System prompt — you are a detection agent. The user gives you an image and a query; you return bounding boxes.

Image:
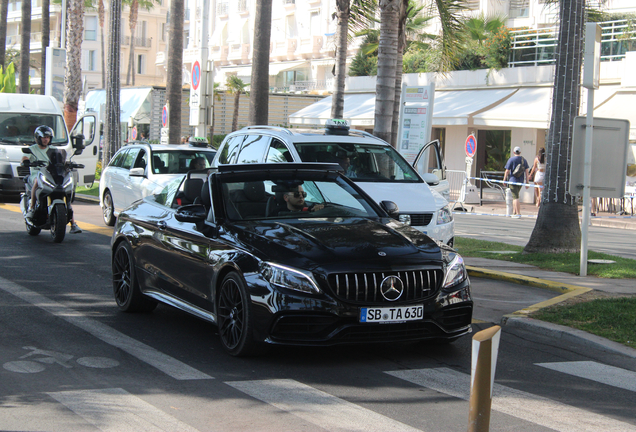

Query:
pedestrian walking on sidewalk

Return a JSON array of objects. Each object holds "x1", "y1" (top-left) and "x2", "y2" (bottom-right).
[
  {"x1": 530, "y1": 147, "x2": 546, "y2": 207},
  {"x1": 503, "y1": 146, "x2": 529, "y2": 218}
]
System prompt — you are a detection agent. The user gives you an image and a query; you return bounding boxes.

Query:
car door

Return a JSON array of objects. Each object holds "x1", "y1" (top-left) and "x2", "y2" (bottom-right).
[
  {"x1": 106, "y1": 149, "x2": 131, "y2": 213},
  {"x1": 413, "y1": 139, "x2": 450, "y2": 200},
  {"x1": 68, "y1": 114, "x2": 99, "y2": 186},
  {"x1": 119, "y1": 147, "x2": 141, "y2": 210}
]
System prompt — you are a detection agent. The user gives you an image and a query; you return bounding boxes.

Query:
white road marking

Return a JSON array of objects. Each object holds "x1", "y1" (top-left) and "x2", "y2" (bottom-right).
[
  {"x1": 48, "y1": 388, "x2": 201, "y2": 432},
  {"x1": 386, "y1": 368, "x2": 635, "y2": 432},
  {"x1": 76, "y1": 356, "x2": 120, "y2": 368},
  {"x1": 536, "y1": 361, "x2": 636, "y2": 392},
  {"x1": 225, "y1": 379, "x2": 422, "y2": 432},
  {"x1": 0, "y1": 276, "x2": 212, "y2": 381},
  {"x1": 3, "y1": 360, "x2": 46, "y2": 373}
]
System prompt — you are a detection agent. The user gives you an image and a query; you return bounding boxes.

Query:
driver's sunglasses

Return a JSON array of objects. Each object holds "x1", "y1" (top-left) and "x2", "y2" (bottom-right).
[{"x1": 289, "y1": 191, "x2": 307, "y2": 198}]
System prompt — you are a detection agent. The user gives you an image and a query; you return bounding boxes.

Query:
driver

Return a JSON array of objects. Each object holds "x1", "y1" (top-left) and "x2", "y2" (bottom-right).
[
  {"x1": 283, "y1": 185, "x2": 324, "y2": 213},
  {"x1": 22, "y1": 126, "x2": 82, "y2": 234}
]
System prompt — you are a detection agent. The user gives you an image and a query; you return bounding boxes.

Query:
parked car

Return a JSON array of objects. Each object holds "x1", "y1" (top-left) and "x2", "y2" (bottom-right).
[
  {"x1": 212, "y1": 120, "x2": 454, "y2": 246},
  {"x1": 100, "y1": 143, "x2": 216, "y2": 226},
  {"x1": 111, "y1": 163, "x2": 473, "y2": 356}
]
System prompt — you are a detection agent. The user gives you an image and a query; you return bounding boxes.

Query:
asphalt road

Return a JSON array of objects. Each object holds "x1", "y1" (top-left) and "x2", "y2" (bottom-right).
[{"x1": 0, "y1": 202, "x2": 635, "y2": 431}]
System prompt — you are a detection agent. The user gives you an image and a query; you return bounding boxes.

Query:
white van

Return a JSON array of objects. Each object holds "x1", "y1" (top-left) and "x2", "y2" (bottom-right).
[
  {"x1": 212, "y1": 120, "x2": 454, "y2": 246},
  {"x1": 0, "y1": 94, "x2": 99, "y2": 198}
]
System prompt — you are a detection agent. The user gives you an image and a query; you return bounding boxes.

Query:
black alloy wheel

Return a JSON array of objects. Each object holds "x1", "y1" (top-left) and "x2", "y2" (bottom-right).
[
  {"x1": 112, "y1": 242, "x2": 157, "y2": 313},
  {"x1": 103, "y1": 190, "x2": 116, "y2": 226},
  {"x1": 217, "y1": 272, "x2": 258, "y2": 356}
]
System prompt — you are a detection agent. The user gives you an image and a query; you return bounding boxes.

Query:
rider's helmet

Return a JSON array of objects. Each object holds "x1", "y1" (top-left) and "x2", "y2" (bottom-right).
[{"x1": 34, "y1": 125, "x2": 54, "y2": 146}]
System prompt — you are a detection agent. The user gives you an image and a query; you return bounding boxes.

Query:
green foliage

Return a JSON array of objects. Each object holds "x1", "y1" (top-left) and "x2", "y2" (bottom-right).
[
  {"x1": 349, "y1": 50, "x2": 378, "y2": 77},
  {"x1": 483, "y1": 26, "x2": 512, "y2": 69},
  {"x1": 0, "y1": 62, "x2": 17, "y2": 93},
  {"x1": 226, "y1": 75, "x2": 248, "y2": 94},
  {"x1": 212, "y1": 134, "x2": 227, "y2": 147},
  {"x1": 450, "y1": 17, "x2": 512, "y2": 71},
  {"x1": 402, "y1": 48, "x2": 428, "y2": 73}
]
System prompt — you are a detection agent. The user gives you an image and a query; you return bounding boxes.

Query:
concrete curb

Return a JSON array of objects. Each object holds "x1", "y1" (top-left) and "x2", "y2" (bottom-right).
[
  {"x1": 502, "y1": 315, "x2": 636, "y2": 359},
  {"x1": 466, "y1": 266, "x2": 587, "y2": 294},
  {"x1": 74, "y1": 194, "x2": 99, "y2": 204}
]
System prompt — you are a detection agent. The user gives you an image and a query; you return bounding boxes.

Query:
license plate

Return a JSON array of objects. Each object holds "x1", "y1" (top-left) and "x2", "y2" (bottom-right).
[{"x1": 360, "y1": 305, "x2": 424, "y2": 323}]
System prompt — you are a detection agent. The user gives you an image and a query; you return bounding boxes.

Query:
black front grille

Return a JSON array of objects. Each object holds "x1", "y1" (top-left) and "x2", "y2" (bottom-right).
[
  {"x1": 17, "y1": 166, "x2": 30, "y2": 177},
  {"x1": 409, "y1": 213, "x2": 433, "y2": 226},
  {"x1": 329, "y1": 269, "x2": 443, "y2": 304}
]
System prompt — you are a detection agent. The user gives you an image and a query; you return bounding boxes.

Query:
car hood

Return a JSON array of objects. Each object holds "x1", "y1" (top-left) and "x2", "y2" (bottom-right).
[
  {"x1": 354, "y1": 182, "x2": 448, "y2": 212},
  {"x1": 229, "y1": 217, "x2": 442, "y2": 271}
]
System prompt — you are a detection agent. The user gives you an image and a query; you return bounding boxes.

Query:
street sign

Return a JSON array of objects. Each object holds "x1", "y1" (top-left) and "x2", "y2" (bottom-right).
[
  {"x1": 131, "y1": 126, "x2": 137, "y2": 141},
  {"x1": 162, "y1": 105, "x2": 168, "y2": 127},
  {"x1": 465, "y1": 134, "x2": 477, "y2": 158},
  {"x1": 192, "y1": 61, "x2": 201, "y2": 91}
]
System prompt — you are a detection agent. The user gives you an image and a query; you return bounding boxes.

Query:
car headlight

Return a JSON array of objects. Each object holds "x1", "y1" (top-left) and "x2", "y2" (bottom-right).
[
  {"x1": 441, "y1": 249, "x2": 467, "y2": 291},
  {"x1": 260, "y1": 262, "x2": 321, "y2": 294},
  {"x1": 437, "y1": 205, "x2": 453, "y2": 225},
  {"x1": 398, "y1": 214, "x2": 411, "y2": 225}
]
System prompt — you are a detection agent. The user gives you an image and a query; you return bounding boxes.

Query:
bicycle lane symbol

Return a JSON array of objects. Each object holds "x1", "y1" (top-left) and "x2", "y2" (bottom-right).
[{"x1": 3, "y1": 346, "x2": 120, "y2": 374}]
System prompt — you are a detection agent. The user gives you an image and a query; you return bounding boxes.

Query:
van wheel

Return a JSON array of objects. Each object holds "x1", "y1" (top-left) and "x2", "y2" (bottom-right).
[{"x1": 103, "y1": 190, "x2": 116, "y2": 226}]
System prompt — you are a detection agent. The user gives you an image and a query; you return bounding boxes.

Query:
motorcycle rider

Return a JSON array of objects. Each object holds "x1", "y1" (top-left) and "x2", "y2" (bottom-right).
[{"x1": 21, "y1": 125, "x2": 82, "y2": 234}]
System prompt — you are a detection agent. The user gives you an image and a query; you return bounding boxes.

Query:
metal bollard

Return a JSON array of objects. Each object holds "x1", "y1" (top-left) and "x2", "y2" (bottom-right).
[
  {"x1": 468, "y1": 325, "x2": 502, "y2": 432},
  {"x1": 505, "y1": 188, "x2": 513, "y2": 217}
]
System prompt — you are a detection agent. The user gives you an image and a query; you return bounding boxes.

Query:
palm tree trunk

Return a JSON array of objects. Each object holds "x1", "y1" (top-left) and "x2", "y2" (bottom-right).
[
  {"x1": 126, "y1": 0, "x2": 138, "y2": 86},
  {"x1": 525, "y1": 0, "x2": 585, "y2": 253},
  {"x1": 41, "y1": 0, "x2": 49, "y2": 95},
  {"x1": 248, "y1": 0, "x2": 272, "y2": 125},
  {"x1": 104, "y1": 0, "x2": 122, "y2": 165},
  {"x1": 373, "y1": 0, "x2": 400, "y2": 143},
  {"x1": 232, "y1": 91, "x2": 241, "y2": 132},
  {"x1": 331, "y1": 0, "x2": 350, "y2": 119},
  {"x1": 19, "y1": 0, "x2": 31, "y2": 94},
  {"x1": 63, "y1": 0, "x2": 83, "y2": 127},
  {"x1": 0, "y1": 0, "x2": 9, "y2": 68},
  {"x1": 99, "y1": 0, "x2": 106, "y2": 88},
  {"x1": 166, "y1": 0, "x2": 184, "y2": 144},
  {"x1": 390, "y1": 0, "x2": 408, "y2": 148}
]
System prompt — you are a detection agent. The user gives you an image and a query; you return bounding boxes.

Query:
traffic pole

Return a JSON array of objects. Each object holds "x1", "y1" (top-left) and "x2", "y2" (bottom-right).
[{"x1": 468, "y1": 325, "x2": 501, "y2": 432}]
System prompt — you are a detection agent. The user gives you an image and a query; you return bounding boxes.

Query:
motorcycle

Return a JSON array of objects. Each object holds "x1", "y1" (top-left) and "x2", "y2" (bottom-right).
[{"x1": 20, "y1": 146, "x2": 85, "y2": 243}]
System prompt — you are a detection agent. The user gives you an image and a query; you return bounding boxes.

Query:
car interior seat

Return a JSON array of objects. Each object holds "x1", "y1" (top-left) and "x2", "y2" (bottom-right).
[
  {"x1": 266, "y1": 185, "x2": 290, "y2": 217},
  {"x1": 175, "y1": 177, "x2": 204, "y2": 206},
  {"x1": 153, "y1": 156, "x2": 168, "y2": 174},
  {"x1": 231, "y1": 181, "x2": 268, "y2": 219}
]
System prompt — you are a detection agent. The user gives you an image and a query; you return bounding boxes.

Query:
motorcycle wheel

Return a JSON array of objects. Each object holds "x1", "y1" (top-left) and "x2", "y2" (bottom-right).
[
  {"x1": 50, "y1": 204, "x2": 67, "y2": 243},
  {"x1": 25, "y1": 222, "x2": 41, "y2": 236}
]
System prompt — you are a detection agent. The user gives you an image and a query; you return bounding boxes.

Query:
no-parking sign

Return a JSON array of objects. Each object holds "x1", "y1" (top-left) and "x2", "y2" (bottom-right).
[
  {"x1": 162, "y1": 105, "x2": 168, "y2": 127},
  {"x1": 131, "y1": 126, "x2": 137, "y2": 141},
  {"x1": 465, "y1": 134, "x2": 477, "y2": 158},
  {"x1": 191, "y1": 61, "x2": 201, "y2": 91}
]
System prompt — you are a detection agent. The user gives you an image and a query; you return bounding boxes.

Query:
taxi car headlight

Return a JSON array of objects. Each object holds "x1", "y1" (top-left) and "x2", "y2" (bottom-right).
[
  {"x1": 260, "y1": 262, "x2": 322, "y2": 294},
  {"x1": 398, "y1": 214, "x2": 411, "y2": 225},
  {"x1": 441, "y1": 249, "x2": 467, "y2": 291},
  {"x1": 437, "y1": 205, "x2": 453, "y2": 225}
]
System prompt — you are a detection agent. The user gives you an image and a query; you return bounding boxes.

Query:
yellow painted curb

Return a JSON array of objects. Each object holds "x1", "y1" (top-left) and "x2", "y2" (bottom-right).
[{"x1": 507, "y1": 287, "x2": 593, "y2": 316}]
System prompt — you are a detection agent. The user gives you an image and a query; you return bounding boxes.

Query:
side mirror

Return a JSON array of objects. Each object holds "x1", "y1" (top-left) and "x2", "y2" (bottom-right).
[
  {"x1": 175, "y1": 204, "x2": 207, "y2": 223},
  {"x1": 422, "y1": 173, "x2": 440, "y2": 186},
  {"x1": 129, "y1": 167, "x2": 145, "y2": 177},
  {"x1": 380, "y1": 200, "x2": 400, "y2": 219},
  {"x1": 22, "y1": 147, "x2": 32, "y2": 154},
  {"x1": 72, "y1": 134, "x2": 85, "y2": 153}
]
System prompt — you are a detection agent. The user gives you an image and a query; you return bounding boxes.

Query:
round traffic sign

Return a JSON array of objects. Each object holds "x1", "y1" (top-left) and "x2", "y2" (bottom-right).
[
  {"x1": 162, "y1": 105, "x2": 168, "y2": 127},
  {"x1": 131, "y1": 126, "x2": 137, "y2": 141},
  {"x1": 465, "y1": 134, "x2": 477, "y2": 158},
  {"x1": 192, "y1": 61, "x2": 201, "y2": 91}
]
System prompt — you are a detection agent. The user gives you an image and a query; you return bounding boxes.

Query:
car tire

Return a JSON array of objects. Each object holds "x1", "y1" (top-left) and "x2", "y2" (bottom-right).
[
  {"x1": 112, "y1": 241, "x2": 157, "y2": 313},
  {"x1": 103, "y1": 190, "x2": 116, "y2": 226},
  {"x1": 217, "y1": 272, "x2": 259, "y2": 357}
]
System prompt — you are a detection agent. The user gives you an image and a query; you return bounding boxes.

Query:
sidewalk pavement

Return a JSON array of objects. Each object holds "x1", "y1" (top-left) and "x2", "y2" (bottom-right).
[
  {"x1": 75, "y1": 192, "x2": 636, "y2": 359},
  {"x1": 455, "y1": 200, "x2": 636, "y2": 231}
]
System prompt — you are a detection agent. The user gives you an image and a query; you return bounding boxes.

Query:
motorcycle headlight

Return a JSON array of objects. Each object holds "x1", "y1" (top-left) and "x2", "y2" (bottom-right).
[
  {"x1": 260, "y1": 262, "x2": 321, "y2": 294},
  {"x1": 398, "y1": 214, "x2": 411, "y2": 225},
  {"x1": 441, "y1": 249, "x2": 467, "y2": 291},
  {"x1": 63, "y1": 176, "x2": 74, "y2": 188},
  {"x1": 437, "y1": 205, "x2": 453, "y2": 225},
  {"x1": 39, "y1": 172, "x2": 56, "y2": 189}
]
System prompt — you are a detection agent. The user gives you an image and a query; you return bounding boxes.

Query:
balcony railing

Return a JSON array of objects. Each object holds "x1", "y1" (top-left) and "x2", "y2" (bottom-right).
[
  {"x1": 217, "y1": 2, "x2": 229, "y2": 17},
  {"x1": 238, "y1": 0, "x2": 248, "y2": 14},
  {"x1": 508, "y1": 19, "x2": 636, "y2": 67},
  {"x1": 122, "y1": 35, "x2": 152, "y2": 48}
]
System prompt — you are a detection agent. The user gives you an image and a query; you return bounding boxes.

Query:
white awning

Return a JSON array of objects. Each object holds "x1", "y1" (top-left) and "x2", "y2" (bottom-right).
[
  {"x1": 288, "y1": 93, "x2": 375, "y2": 127},
  {"x1": 594, "y1": 91, "x2": 636, "y2": 141},
  {"x1": 472, "y1": 87, "x2": 553, "y2": 128},
  {"x1": 84, "y1": 88, "x2": 153, "y2": 124},
  {"x1": 220, "y1": 65, "x2": 252, "y2": 76},
  {"x1": 268, "y1": 60, "x2": 309, "y2": 76}
]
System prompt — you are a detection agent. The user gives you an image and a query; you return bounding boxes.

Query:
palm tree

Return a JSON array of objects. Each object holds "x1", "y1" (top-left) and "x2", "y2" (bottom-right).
[
  {"x1": 227, "y1": 75, "x2": 247, "y2": 132},
  {"x1": 99, "y1": 0, "x2": 106, "y2": 88},
  {"x1": 166, "y1": 0, "x2": 184, "y2": 144},
  {"x1": 248, "y1": 0, "x2": 272, "y2": 126},
  {"x1": 63, "y1": 0, "x2": 84, "y2": 126},
  {"x1": 18, "y1": 0, "x2": 30, "y2": 93},
  {"x1": 463, "y1": 14, "x2": 506, "y2": 46},
  {"x1": 125, "y1": 0, "x2": 155, "y2": 86},
  {"x1": 104, "y1": 0, "x2": 122, "y2": 165},
  {"x1": 525, "y1": 0, "x2": 586, "y2": 253},
  {"x1": 40, "y1": 0, "x2": 49, "y2": 95},
  {"x1": 0, "y1": 0, "x2": 9, "y2": 68}
]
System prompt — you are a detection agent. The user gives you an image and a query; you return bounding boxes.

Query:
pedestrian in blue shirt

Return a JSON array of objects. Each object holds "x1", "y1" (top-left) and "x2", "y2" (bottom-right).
[{"x1": 503, "y1": 146, "x2": 529, "y2": 218}]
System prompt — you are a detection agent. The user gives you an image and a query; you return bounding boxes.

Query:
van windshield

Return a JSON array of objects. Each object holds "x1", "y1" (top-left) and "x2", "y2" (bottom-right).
[
  {"x1": 0, "y1": 114, "x2": 68, "y2": 145},
  {"x1": 293, "y1": 142, "x2": 422, "y2": 183}
]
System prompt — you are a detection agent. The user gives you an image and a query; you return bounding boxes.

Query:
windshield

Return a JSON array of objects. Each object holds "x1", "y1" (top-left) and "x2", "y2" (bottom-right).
[
  {"x1": 294, "y1": 142, "x2": 421, "y2": 182},
  {"x1": 0, "y1": 113, "x2": 68, "y2": 145},
  {"x1": 220, "y1": 174, "x2": 380, "y2": 221}
]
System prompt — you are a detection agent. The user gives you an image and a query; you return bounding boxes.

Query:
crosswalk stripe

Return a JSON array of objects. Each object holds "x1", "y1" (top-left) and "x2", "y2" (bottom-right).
[
  {"x1": 386, "y1": 368, "x2": 635, "y2": 432},
  {"x1": 536, "y1": 361, "x2": 636, "y2": 392},
  {"x1": 48, "y1": 388, "x2": 201, "y2": 432},
  {"x1": 0, "y1": 276, "x2": 212, "y2": 381},
  {"x1": 225, "y1": 379, "x2": 422, "y2": 432}
]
